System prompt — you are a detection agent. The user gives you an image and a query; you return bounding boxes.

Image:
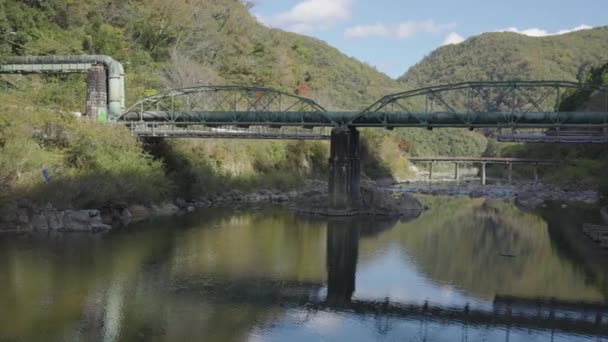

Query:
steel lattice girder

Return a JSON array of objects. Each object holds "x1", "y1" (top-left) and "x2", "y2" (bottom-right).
[{"x1": 121, "y1": 85, "x2": 336, "y2": 125}]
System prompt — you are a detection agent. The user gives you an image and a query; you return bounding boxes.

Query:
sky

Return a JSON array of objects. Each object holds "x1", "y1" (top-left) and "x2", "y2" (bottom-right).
[{"x1": 252, "y1": 0, "x2": 608, "y2": 79}]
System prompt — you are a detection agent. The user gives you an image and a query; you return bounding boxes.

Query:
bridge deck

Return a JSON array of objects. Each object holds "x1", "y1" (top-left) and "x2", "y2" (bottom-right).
[
  {"x1": 128, "y1": 123, "x2": 331, "y2": 140},
  {"x1": 121, "y1": 111, "x2": 608, "y2": 129}
]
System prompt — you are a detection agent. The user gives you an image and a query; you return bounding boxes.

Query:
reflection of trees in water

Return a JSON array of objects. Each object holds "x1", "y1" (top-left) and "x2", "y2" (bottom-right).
[
  {"x1": 359, "y1": 196, "x2": 605, "y2": 302},
  {"x1": 170, "y1": 208, "x2": 328, "y2": 282},
  {"x1": 0, "y1": 228, "x2": 176, "y2": 340},
  {"x1": 539, "y1": 203, "x2": 608, "y2": 300}
]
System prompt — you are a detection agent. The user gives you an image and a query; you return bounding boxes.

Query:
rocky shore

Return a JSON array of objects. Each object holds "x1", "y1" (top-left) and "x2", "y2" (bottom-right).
[
  {"x1": 393, "y1": 182, "x2": 599, "y2": 209},
  {"x1": 1, "y1": 178, "x2": 598, "y2": 234},
  {"x1": 0, "y1": 180, "x2": 426, "y2": 234},
  {"x1": 292, "y1": 180, "x2": 424, "y2": 217},
  {"x1": 0, "y1": 187, "x2": 305, "y2": 234}
]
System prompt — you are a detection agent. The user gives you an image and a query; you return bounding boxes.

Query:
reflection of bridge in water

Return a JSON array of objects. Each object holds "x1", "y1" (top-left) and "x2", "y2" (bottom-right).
[{"x1": 170, "y1": 218, "x2": 608, "y2": 339}]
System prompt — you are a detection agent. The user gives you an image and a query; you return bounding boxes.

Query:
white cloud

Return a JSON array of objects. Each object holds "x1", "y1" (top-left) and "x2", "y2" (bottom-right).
[
  {"x1": 344, "y1": 23, "x2": 390, "y2": 38},
  {"x1": 442, "y1": 32, "x2": 465, "y2": 45},
  {"x1": 499, "y1": 24, "x2": 593, "y2": 37},
  {"x1": 345, "y1": 20, "x2": 455, "y2": 39},
  {"x1": 259, "y1": 0, "x2": 353, "y2": 33},
  {"x1": 557, "y1": 24, "x2": 593, "y2": 34}
]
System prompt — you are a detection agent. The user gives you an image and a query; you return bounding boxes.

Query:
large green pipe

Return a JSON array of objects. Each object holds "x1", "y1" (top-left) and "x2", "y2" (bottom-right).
[
  {"x1": 120, "y1": 110, "x2": 608, "y2": 128},
  {"x1": 1, "y1": 55, "x2": 125, "y2": 119}
]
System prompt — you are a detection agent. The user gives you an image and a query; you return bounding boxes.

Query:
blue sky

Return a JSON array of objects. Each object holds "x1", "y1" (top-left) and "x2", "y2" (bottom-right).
[{"x1": 252, "y1": 0, "x2": 608, "y2": 78}]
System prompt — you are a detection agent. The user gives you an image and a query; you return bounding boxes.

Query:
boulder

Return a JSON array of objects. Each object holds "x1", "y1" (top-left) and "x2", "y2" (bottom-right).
[
  {"x1": 120, "y1": 208, "x2": 133, "y2": 226},
  {"x1": 175, "y1": 198, "x2": 188, "y2": 208},
  {"x1": 31, "y1": 213, "x2": 49, "y2": 231},
  {"x1": 128, "y1": 205, "x2": 152, "y2": 222},
  {"x1": 152, "y1": 202, "x2": 180, "y2": 216},
  {"x1": 47, "y1": 211, "x2": 64, "y2": 230},
  {"x1": 62, "y1": 210, "x2": 110, "y2": 232},
  {"x1": 17, "y1": 208, "x2": 30, "y2": 225}
]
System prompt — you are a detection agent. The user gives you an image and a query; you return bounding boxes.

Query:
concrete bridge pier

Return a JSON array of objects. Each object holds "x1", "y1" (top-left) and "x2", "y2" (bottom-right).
[
  {"x1": 454, "y1": 162, "x2": 460, "y2": 185},
  {"x1": 85, "y1": 64, "x2": 108, "y2": 121},
  {"x1": 429, "y1": 161, "x2": 434, "y2": 181},
  {"x1": 329, "y1": 127, "x2": 362, "y2": 210},
  {"x1": 481, "y1": 162, "x2": 487, "y2": 185}
]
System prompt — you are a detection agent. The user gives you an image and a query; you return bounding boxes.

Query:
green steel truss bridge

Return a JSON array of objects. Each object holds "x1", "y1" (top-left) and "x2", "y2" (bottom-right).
[
  {"x1": 120, "y1": 81, "x2": 608, "y2": 139},
  {"x1": 116, "y1": 81, "x2": 608, "y2": 208}
]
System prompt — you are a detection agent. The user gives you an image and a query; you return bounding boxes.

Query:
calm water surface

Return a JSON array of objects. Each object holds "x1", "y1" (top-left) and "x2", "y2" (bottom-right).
[{"x1": 1, "y1": 197, "x2": 607, "y2": 341}]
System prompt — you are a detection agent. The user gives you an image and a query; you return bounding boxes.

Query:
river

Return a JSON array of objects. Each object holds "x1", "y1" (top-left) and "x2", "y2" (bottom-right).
[{"x1": 1, "y1": 196, "x2": 607, "y2": 341}]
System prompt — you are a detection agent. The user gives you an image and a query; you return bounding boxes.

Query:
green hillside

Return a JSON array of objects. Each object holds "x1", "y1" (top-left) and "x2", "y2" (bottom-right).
[
  {"x1": 399, "y1": 27, "x2": 608, "y2": 86},
  {"x1": 2, "y1": 0, "x2": 606, "y2": 208},
  {"x1": 0, "y1": 0, "x2": 400, "y2": 110},
  {"x1": 486, "y1": 62, "x2": 608, "y2": 190},
  {"x1": 395, "y1": 27, "x2": 608, "y2": 188},
  {"x1": 0, "y1": 0, "x2": 412, "y2": 207}
]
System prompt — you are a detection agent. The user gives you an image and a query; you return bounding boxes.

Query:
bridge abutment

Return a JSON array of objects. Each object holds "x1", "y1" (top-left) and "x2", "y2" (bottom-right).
[{"x1": 329, "y1": 127, "x2": 362, "y2": 210}]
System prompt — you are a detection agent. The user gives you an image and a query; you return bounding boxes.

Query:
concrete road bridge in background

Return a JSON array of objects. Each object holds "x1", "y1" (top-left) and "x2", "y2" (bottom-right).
[{"x1": 408, "y1": 157, "x2": 563, "y2": 185}]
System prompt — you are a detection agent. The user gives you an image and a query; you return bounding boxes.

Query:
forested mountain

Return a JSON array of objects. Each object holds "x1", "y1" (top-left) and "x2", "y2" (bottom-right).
[
  {"x1": 1, "y1": 0, "x2": 607, "y2": 209},
  {"x1": 399, "y1": 27, "x2": 608, "y2": 87},
  {"x1": 0, "y1": 0, "x2": 400, "y2": 110},
  {"x1": 0, "y1": 0, "x2": 411, "y2": 207}
]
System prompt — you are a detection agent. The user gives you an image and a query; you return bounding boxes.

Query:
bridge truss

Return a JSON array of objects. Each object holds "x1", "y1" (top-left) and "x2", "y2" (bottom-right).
[
  {"x1": 121, "y1": 85, "x2": 335, "y2": 127},
  {"x1": 351, "y1": 81, "x2": 608, "y2": 129}
]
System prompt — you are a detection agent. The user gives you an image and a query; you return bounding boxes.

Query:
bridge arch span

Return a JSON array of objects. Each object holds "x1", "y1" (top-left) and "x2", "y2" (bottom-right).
[{"x1": 119, "y1": 85, "x2": 337, "y2": 127}]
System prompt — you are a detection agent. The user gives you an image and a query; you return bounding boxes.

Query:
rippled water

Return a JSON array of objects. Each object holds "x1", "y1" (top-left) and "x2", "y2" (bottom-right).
[{"x1": 1, "y1": 197, "x2": 607, "y2": 341}]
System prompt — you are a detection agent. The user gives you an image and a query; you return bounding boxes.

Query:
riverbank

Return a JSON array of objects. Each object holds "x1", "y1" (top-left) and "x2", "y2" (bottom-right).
[
  {"x1": 0, "y1": 186, "x2": 308, "y2": 233},
  {"x1": 392, "y1": 181, "x2": 600, "y2": 209},
  {"x1": 2, "y1": 176, "x2": 600, "y2": 234},
  {"x1": 0, "y1": 180, "x2": 425, "y2": 234}
]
